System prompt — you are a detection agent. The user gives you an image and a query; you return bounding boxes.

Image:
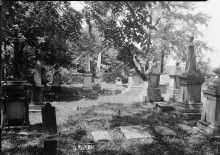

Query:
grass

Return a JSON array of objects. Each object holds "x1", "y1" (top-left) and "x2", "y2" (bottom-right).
[{"x1": 1, "y1": 86, "x2": 220, "y2": 155}]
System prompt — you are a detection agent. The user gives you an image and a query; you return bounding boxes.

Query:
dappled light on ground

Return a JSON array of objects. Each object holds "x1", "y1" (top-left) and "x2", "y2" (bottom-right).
[{"x1": 2, "y1": 94, "x2": 220, "y2": 154}]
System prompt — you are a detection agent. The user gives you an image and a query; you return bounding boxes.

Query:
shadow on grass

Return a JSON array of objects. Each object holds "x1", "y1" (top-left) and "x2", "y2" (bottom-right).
[
  {"x1": 1, "y1": 146, "x2": 43, "y2": 155},
  {"x1": 88, "y1": 150, "x2": 133, "y2": 155},
  {"x1": 44, "y1": 86, "x2": 81, "y2": 102}
]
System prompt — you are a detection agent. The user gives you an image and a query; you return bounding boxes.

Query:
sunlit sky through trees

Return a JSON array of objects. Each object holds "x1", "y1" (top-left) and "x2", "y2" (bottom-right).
[{"x1": 70, "y1": 1, "x2": 220, "y2": 68}]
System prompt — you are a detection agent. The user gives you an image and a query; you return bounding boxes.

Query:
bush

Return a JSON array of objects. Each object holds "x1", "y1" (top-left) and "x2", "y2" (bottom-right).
[
  {"x1": 101, "y1": 63, "x2": 129, "y2": 83},
  {"x1": 60, "y1": 68, "x2": 83, "y2": 85}
]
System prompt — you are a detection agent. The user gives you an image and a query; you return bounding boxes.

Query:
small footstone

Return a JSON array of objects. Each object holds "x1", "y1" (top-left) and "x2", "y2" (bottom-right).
[
  {"x1": 155, "y1": 102, "x2": 174, "y2": 112},
  {"x1": 155, "y1": 126, "x2": 176, "y2": 136},
  {"x1": 91, "y1": 130, "x2": 111, "y2": 142},
  {"x1": 119, "y1": 126, "x2": 153, "y2": 139},
  {"x1": 177, "y1": 124, "x2": 193, "y2": 134}
]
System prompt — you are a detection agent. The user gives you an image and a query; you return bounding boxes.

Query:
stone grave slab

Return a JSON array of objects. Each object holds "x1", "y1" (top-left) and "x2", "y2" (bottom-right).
[
  {"x1": 155, "y1": 102, "x2": 174, "y2": 112},
  {"x1": 91, "y1": 130, "x2": 112, "y2": 142},
  {"x1": 177, "y1": 124, "x2": 193, "y2": 134},
  {"x1": 119, "y1": 126, "x2": 153, "y2": 139},
  {"x1": 155, "y1": 126, "x2": 176, "y2": 136}
]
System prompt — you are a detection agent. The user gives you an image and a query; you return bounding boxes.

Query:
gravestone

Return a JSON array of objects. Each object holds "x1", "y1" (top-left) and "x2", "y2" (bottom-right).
[
  {"x1": 91, "y1": 130, "x2": 112, "y2": 142},
  {"x1": 197, "y1": 66, "x2": 220, "y2": 138},
  {"x1": 82, "y1": 73, "x2": 93, "y2": 94},
  {"x1": 164, "y1": 63, "x2": 182, "y2": 102},
  {"x1": 159, "y1": 73, "x2": 169, "y2": 94},
  {"x1": 119, "y1": 126, "x2": 153, "y2": 140},
  {"x1": 51, "y1": 71, "x2": 61, "y2": 93},
  {"x1": 155, "y1": 126, "x2": 176, "y2": 136},
  {"x1": 93, "y1": 67, "x2": 102, "y2": 93},
  {"x1": 175, "y1": 37, "x2": 204, "y2": 117},
  {"x1": 42, "y1": 103, "x2": 57, "y2": 134},
  {"x1": 1, "y1": 25, "x2": 30, "y2": 127},
  {"x1": 155, "y1": 102, "x2": 174, "y2": 112},
  {"x1": 30, "y1": 60, "x2": 43, "y2": 105},
  {"x1": 43, "y1": 138, "x2": 57, "y2": 155}
]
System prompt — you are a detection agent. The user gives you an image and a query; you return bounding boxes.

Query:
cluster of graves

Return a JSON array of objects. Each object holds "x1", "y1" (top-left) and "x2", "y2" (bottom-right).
[
  {"x1": 0, "y1": 25, "x2": 220, "y2": 153},
  {"x1": 126, "y1": 36, "x2": 220, "y2": 138}
]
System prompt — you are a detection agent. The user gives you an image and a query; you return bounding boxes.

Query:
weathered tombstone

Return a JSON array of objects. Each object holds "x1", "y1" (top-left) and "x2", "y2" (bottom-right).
[
  {"x1": 159, "y1": 73, "x2": 169, "y2": 94},
  {"x1": 43, "y1": 138, "x2": 57, "y2": 155},
  {"x1": 164, "y1": 63, "x2": 182, "y2": 102},
  {"x1": 139, "y1": 61, "x2": 152, "y2": 103},
  {"x1": 42, "y1": 102, "x2": 57, "y2": 134},
  {"x1": 93, "y1": 67, "x2": 102, "y2": 93},
  {"x1": 83, "y1": 73, "x2": 93, "y2": 91},
  {"x1": 175, "y1": 36, "x2": 204, "y2": 117},
  {"x1": 51, "y1": 65, "x2": 61, "y2": 93},
  {"x1": 126, "y1": 70, "x2": 144, "y2": 96},
  {"x1": 30, "y1": 60, "x2": 43, "y2": 105},
  {"x1": 81, "y1": 53, "x2": 93, "y2": 92},
  {"x1": 1, "y1": 25, "x2": 30, "y2": 127},
  {"x1": 197, "y1": 66, "x2": 220, "y2": 138}
]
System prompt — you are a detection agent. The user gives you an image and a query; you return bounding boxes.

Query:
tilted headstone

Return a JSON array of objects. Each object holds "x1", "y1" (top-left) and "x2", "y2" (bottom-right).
[{"x1": 42, "y1": 102, "x2": 57, "y2": 134}]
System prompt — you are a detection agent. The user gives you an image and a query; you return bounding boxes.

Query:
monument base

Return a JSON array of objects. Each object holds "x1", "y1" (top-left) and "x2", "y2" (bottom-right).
[
  {"x1": 82, "y1": 87, "x2": 93, "y2": 93},
  {"x1": 175, "y1": 101, "x2": 202, "y2": 113},
  {"x1": 175, "y1": 112, "x2": 201, "y2": 120},
  {"x1": 197, "y1": 120, "x2": 220, "y2": 138},
  {"x1": 79, "y1": 87, "x2": 98, "y2": 98}
]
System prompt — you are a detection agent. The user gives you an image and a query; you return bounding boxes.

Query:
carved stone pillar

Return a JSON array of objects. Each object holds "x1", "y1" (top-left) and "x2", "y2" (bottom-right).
[
  {"x1": 197, "y1": 67, "x2": 220, "y2": 138},
  {"x1": 175, "y1": 36, "x2": 204, "y2": 117}
]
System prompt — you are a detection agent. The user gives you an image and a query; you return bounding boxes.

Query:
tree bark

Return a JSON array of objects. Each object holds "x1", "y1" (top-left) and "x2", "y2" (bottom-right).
[{"x1": 160, "y1": 51, "x2": 164, "y2": 73}]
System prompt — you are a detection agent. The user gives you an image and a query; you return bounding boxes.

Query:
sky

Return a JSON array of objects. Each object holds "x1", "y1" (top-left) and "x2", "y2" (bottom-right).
[{"x1": 70, "y1": 1, "x2": 220, "y2": 68}]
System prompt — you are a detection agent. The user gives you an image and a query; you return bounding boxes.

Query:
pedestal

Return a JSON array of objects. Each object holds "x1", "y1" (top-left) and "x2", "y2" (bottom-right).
[
  {"x1": 83, "y1": 73, "x2": 92, "y2": 91},
  {"x1": 2, "y1": 81, "x2": 30, "y2": 126},
  {"x1": 30, "y1": 85, "x2": 43, "y2": 105},
  {"x1": 175, "y1": 76, "x2": 204, "y2": 116},
  {"x1": 93, "y1": 75, "x2": 102, "y2": 94},
  {"x1": 196, "y1": 85, "x2": 220, "y2": 138},
  {"x1": 80, "y1": 73, "x2": 99, "y2": 98}
]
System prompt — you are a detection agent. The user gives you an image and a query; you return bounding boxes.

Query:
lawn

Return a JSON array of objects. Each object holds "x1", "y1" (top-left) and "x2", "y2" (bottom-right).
[{"x1": 1, "y1": 91, "x2": 220, "y2": 155}]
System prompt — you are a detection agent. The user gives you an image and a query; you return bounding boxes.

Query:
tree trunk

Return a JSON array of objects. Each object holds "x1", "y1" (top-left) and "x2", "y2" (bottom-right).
[
  {"x1": 87, "y1": 53, "x2": 91, "y2": 72},
  {"x1": 0, "y1": 0, "x2": 2, "y2": 152},
  {"x1": 160, "y1": 51, "x2": 164, "y2": 73},
  {"x1": 96, "y1": 52, "x2": 102, "y2": 74}
]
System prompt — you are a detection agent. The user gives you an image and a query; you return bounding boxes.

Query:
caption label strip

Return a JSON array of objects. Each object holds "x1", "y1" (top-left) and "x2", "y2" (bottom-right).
[{"x1": 73, "y1": 143, "x2": 96, "y2": 152}]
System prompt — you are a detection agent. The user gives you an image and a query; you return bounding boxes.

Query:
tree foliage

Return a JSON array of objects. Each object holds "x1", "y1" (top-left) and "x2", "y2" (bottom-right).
[
  {"x1": 82, "y1": 1, "x2": 213, "y2": 78},
  {"x1": 2, "y1": 1, "x2": 83, "y2": 77},
  {"x1": 82, "y1": 1, "x2": 170, "y2": 68},
  {"x1": 146, "y1": 2, "x2": 213, "y2": 70}
]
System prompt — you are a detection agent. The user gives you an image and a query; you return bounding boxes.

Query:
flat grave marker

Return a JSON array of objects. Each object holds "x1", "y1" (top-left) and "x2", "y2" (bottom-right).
[
  {"x1": 119, "y1": 126, "x2": 153, "y2": 139},
  {"x1": 91, "y1": 130, "x2": 112, "y2": 142},
  {"x1": 155, "y1": 126, "x2": 176, "y2": 136}
]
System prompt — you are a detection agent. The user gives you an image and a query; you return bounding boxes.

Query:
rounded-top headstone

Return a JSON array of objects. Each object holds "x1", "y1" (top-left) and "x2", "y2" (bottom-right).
[{"x1": 212, "y1": 67, "x2": 220, "y2": 88}]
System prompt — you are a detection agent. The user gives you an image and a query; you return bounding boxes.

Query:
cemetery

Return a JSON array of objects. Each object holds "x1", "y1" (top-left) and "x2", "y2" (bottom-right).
[{"x1": 1, "y1": 1, "x2": 220, "y2": 155}]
